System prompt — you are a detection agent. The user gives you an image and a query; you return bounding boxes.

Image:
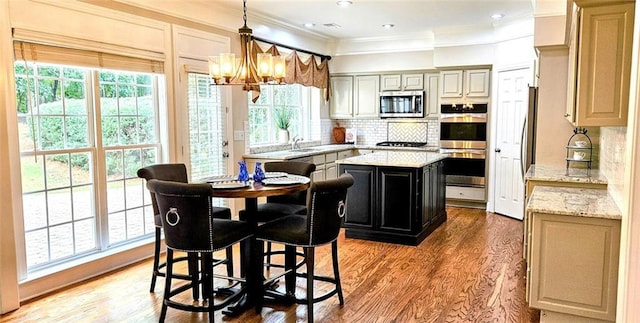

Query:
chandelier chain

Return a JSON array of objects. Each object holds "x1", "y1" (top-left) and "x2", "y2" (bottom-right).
[{"x1": 243, "y1": 0, "x2": 248, "y2": 27}]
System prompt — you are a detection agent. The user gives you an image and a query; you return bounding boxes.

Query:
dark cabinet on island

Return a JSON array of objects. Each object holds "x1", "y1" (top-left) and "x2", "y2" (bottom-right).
[{"x1": 336, "y1": 151, "x2": 447, "y2": 245}]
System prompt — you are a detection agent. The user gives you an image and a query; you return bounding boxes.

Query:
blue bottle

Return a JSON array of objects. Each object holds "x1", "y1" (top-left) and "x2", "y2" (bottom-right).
[
  {"x1": 238, "y1": 160, "x2": 249, "y2": 182},
  {"x1": 253, "y1": 162, "x2": 265, "y2": 182}
]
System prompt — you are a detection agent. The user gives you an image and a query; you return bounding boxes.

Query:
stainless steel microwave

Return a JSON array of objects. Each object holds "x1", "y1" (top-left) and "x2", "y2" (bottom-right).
[{"x1": 379, "y1": 91, "x2": 424, "y2": 118}]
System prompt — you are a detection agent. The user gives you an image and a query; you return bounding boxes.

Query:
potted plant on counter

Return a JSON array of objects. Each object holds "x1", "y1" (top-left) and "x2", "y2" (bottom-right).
[{"x1": 274, "y1": 106, "x2": 292, "y2": 144}]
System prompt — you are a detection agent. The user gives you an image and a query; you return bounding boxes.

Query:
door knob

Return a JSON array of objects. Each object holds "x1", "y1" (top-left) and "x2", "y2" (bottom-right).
[{"x1": 495, "y1": 148, "x2": 501, "y2": 153}]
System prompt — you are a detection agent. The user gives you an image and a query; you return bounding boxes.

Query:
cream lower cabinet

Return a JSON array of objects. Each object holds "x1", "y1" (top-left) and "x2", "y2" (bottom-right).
[
  {"x1": 523, "y1": 180, "x2": 608, "y2": 306},
  {"x1": 528, "y1": 212, "x2": 620, "y2": 322},
  {"x1": 294, "y1": 150, "x2": 354, "y2": 182}
]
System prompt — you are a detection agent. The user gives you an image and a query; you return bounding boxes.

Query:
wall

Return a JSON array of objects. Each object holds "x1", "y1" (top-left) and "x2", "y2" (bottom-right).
[
  {"x1": 534, "y1": 48, "x2": 577, "y2": 166},
  {"x1": 0, "y1": 0, "x2": 20, "y2": 314},
  {"x1": 330, "y1": 50, "x2": 435, "y2": 74},
  {"x1": 433, "y1": 43, "x2": 496, "y2": 68}
]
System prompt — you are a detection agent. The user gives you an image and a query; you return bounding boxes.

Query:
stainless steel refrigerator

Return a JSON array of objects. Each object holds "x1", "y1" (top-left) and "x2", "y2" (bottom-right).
[{"x1": 522, "y1": 86, "x2": 538, "y2": 177}]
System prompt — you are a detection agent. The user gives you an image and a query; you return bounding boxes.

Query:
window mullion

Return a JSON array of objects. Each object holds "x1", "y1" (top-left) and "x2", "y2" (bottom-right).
[{"x1": 90, "y1": 70, "x2": 109, "y2": 250}]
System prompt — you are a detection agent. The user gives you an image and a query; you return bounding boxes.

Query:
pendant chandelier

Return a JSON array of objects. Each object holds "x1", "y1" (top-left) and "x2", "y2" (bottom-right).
[{"x1": 208, "y1": 0, "x2": 286, "y2": 90}]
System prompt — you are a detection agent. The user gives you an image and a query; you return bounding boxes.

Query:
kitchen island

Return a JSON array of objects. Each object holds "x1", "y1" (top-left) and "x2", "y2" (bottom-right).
[{"x1": 336, "y1": 151, "x2": 448, "y2": 245}]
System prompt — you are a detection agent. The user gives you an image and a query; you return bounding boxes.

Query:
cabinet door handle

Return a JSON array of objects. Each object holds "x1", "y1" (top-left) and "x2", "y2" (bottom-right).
[
  {"x1": 495, "y1": 148, "x2": 501, "y2": 153},
  {"x1": 564, "y1": 113, "x2": 570, "y2": 117}
]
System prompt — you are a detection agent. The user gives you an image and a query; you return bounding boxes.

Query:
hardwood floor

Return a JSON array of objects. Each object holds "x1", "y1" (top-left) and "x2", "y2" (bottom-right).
[{"x1": 1, "y1": 207, "x2": 540, "y2": 322}]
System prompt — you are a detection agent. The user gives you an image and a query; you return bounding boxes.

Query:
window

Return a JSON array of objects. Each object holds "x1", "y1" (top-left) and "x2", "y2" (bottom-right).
[
  {"x1": 247, "y1": 84, "x2": 319, "y2": 146},
  {"x1": 15, "y1": 62, "x2": 162, "y2": 270}
]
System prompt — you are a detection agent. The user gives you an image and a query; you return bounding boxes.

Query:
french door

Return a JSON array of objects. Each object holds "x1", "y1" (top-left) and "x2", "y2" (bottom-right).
[{"x1": 183, "y1": 71, "x2": 230, "y2": 206}]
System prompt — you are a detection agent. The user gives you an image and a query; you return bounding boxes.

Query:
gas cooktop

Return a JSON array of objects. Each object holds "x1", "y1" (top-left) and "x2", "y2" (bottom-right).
[{"x1": 376, "y1": 141, "x2": 428, "y2": 148}]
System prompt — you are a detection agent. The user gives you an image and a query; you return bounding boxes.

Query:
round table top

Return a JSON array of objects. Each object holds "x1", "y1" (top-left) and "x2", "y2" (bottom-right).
[{"x1": 210, "y1": 180, "x2": 310, "y2": 199}]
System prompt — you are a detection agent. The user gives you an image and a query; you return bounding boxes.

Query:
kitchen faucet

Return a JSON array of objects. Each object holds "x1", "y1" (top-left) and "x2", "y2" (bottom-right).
[{"x1": 291, "y1": 136, "x2": 303, "y2": 150}]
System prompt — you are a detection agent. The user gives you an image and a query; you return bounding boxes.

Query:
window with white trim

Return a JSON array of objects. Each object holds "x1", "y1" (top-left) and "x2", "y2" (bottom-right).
[
  {"x1": 247, "y1": 84, "x2": 320, "y2": 146},
  {"x1": 15, "y1": 61, "x2": 163, "y2": 271}
]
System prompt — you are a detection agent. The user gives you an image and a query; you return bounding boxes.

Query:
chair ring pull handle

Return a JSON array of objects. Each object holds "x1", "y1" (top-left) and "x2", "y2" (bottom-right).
[
  {"x1": 165, "y1": 207, "x2": 180, "y2": 226},
  {"x1": 337, "y1": 201, "x2": 346, "y2": 218}
]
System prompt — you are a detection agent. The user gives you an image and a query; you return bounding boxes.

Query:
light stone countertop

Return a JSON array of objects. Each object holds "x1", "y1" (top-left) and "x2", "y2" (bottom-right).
[
  {"x1": 243, "y1": 144, "x2": 356, "y2": 160},
  {"x1": 356, "y1": 145, "x2": 440, "y2": 152},
  {"x1": 335, "y1": 151, "x2": 448, "y2": 168},
  {"x1": 243, "y1": 144, "x2": 440, "y2": 160},
  {"x1": 525, "y1": 164, "x2": 608, "y2": 185},
  {"x1": 526, "y1": 186, "x2": 621, "y2": 220}
]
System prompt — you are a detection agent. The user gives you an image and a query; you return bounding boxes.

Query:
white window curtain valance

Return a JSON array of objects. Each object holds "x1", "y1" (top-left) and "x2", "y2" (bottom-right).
[{"x1": 13, "y1": 41, "x2": 164, "y2": 74}]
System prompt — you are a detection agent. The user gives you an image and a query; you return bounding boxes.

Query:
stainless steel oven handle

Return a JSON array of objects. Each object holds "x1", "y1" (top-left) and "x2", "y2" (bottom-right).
[
  {"x1": 440, "y1": 113, "x2": 487, "y2": 123},
  {"x1": 440, "y1": 149, "x2": 486, "y2": 159}
]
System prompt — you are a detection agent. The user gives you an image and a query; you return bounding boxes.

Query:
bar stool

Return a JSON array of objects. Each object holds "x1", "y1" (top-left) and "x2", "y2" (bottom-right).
[
  {"x1": 147, "y1": 179, "x2": 253, "y2": 323},
  {"x1": 255, "y1": 173, "x2": 354, "y2": 322},
  {"x1": 137, "y1": 163, "x2": 234, "y2": 293}
]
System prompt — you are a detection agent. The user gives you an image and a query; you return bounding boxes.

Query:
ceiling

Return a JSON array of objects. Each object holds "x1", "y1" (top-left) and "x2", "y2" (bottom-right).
[{"x1": 215, "y1": 0, "x2": 535, "y2": 43}]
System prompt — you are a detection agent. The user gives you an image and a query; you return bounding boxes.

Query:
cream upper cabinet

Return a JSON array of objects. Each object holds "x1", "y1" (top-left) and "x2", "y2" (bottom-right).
[
  {"x1": 440, "y1": 69, "x2": 490, "y2": 99},
  {"x1": 380, "y1": 74, "x2": 402, "y2": 91},
  {"x1": 402, "y1": 74, "x2": 424, "y2": 90},
  {"x1": 330, "y1": 76, "x2": 353, "y2": 119},
  {"x1": 439, "y1": 70, "x2": 464, "y2": 98},
  {"x1": 565, "y1": 0, "x2": 635, "y2": 126},
  {"x1": 380, "y1": 73, "x2": 424, "y2": 91},
  {"x1": 465, "y1": 69, "x2": 490, "y2": 97},
  {"x1": 425, "y1": 73, "x2": 440, "y2": 116},
  {"x1": 330, "y1": 75, "x2": 378, "y2": 119},
  {"x1": 353, "y1": 75, "x2": 380, "y2": 118}
]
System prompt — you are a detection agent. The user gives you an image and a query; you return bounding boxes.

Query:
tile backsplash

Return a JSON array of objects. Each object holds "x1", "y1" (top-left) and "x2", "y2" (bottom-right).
[
  {"x1": 600, "y1": 126, "x2": 627, "y2": 209},
  {"x1": 327, "y1": 118, "x2": 440, "y2": 146}
]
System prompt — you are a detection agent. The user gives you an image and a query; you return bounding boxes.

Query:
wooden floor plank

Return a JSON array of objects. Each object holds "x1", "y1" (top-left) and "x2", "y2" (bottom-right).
[{"x1": 1, "y1": 207, "x2": 540, "y2": 322}]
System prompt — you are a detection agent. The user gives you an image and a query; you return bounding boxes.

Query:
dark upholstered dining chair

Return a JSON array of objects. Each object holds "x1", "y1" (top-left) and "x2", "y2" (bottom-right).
[
  {"x1": 146, "y1": 179, "x2": 253, "y2": 323},
  {"x1": 255, "y1": 173, "x2": 354, "y2": 322},
  {"x1": 238, "y1": 161, "x2": 316, "y2": 269},
  {"x1": 137, "y1": 163, "x2": 234, "y2": 293}
]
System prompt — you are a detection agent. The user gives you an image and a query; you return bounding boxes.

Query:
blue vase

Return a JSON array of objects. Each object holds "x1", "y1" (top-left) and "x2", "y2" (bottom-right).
[
  {"x1": 254, "y1": 162, "x2": 265, "y2": 182},
  {"x1": 238, "y1": 160, "x2": 249, "y2": 182}
]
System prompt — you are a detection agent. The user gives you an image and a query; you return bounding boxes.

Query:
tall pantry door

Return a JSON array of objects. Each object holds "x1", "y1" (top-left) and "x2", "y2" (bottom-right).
[{"x1": 493, "y1": 67, "x2": 531, "y2": 220}]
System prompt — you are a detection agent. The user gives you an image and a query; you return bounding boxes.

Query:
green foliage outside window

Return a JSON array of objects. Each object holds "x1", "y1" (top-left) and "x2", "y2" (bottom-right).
[
  {"x1": 248, "y1": 84, "x2": 304, "y2": 145},
  {"x1": 15, "y1": 64, "x2": 156, "y2": 176}
]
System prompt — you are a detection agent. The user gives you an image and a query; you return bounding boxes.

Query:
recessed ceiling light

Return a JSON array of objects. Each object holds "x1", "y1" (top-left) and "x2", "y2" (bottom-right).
[
  {"x1": 304, "y1": 23, "x2": 315, "y2": 28},
  {"x1": 491, "y1": 13, "x2": 505, "y2": 20},
  {"x1": 382, "y1": 24, "x2": 395, "y2": 29},
  {"x1": 337, "y1": 1, "x2": 352, "y2": 7}
]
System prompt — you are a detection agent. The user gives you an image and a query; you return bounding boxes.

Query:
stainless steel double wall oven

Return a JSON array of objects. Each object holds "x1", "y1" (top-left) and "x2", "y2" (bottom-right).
[{"x1": 439, "y1": 103, "x2": 487, "y2": 189}]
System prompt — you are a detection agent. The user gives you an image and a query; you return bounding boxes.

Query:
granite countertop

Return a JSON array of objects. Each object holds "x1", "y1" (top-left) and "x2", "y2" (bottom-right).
[
  {"x1": 335, "y1": 150, "x2": 447, "y2": 168},
  {"x1": 356, "y1": 145, "x2": 440, "y2": 152},
  {"x1": 243, "y1": 144, "x2": 440, "y2": 160},
  {"x1": 525, "y1": 164, "x2": 608, "y2": 185},
  {"x1": 526, "y1": 186, "x2": 621, "y2": 220},
  {"x1": 243, "y1": 144, "x2": 356, "y2": 160}
]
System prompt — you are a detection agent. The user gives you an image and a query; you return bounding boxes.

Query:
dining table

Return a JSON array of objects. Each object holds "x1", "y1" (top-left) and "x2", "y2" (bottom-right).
[{"x1": 203, "y1": 174, "x2": 311, "y2": 316}]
